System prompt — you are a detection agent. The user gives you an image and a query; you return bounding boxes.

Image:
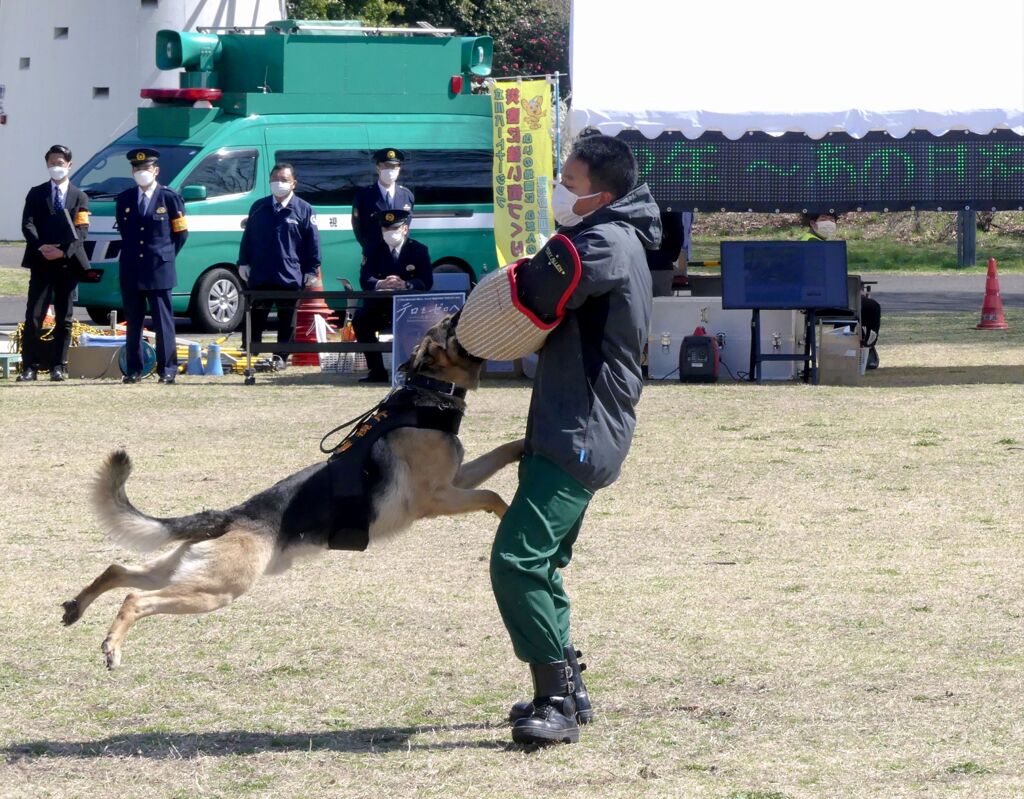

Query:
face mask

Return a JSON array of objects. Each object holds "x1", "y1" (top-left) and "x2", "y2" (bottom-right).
[
  {"x1": 49, "y1": 166, "x2": 70, "y2": 182},
  {"x1": 133, "y1": 169, "x2": 155, "y2": 188},
  {"x1": 552, "y1": 182, "x2": 601, "y2": 227},
  {"x1": 383, "y1": 228, "x2": 405, "y2": 248},
  {"x1": 814, "y1": 220, "x2": 838, "y2": 239},
  {"x1": 270, "y1": 181, "x2": 292, "y2": 198},
  {"x1": 379, "y1": 167, "x2": 400, "y2": 186}
]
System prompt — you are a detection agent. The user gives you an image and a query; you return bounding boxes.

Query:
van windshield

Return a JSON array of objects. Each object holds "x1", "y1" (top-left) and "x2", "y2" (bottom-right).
[{"x1": 72, "y1": 142, "x2": 202, "y2": 200}]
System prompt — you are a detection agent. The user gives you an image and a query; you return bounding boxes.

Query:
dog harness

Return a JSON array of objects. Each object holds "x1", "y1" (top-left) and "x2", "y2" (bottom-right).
[{"x1": 281, "y1": 376, "x2": 466, "y2": 551}]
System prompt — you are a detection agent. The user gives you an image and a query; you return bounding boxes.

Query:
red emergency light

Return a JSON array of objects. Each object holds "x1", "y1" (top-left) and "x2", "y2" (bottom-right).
[
  {"x1": 140, "y1": 88, "x2": 222, "y2": 103},
  {"x1": 449, "y1": 75, "x2": 464, "y2": 95}
]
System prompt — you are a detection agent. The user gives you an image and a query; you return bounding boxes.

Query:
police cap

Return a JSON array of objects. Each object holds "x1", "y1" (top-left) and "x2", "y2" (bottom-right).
[
  {"x1": 127, "y1": 147, "x2": 160, "y2": 167},
  {"x1": 372, "y1": 148, "x2": 405, "y2": 164},
  {"x1": 375, "y1": 209, "x2": 411, "y2": 228}
]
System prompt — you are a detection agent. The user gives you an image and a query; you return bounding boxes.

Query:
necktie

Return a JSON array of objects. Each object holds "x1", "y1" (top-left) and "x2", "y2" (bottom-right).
[
  {"x1": 139, "y1": 193, "x2": 147, "y2": 215},
  {"x1": 54, "y1": 188, "x2": 64, "y2": 212},
  {"x1": 392, "y1": 249, "x2": 399, "y2": 263},
  {"x1": 385, "y1": 191, "x2": 393, "y2": 210}
]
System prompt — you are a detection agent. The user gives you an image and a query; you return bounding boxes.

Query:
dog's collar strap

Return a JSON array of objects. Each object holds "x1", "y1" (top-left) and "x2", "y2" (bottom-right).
[{"x1": 404, "y1": 373, "x2": 466, "y2": 398}]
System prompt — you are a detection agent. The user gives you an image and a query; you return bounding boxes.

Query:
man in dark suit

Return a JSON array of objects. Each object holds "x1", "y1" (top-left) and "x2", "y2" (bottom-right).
[
  {"x1": 115, "y1": 148, "x2": 188, "y2": 384},
  {"x1": 17, "y1": 144, "x2": 91, "y2": 382},
  {"x1": 238, "y1": 162, "x2": 321, "y2": 361},
  {"x1": 351, "y1": 148, "x2": 415, "y2": 253},
  {"x1": 352, "y1": 209, "x2": 433, "y2": 383}
]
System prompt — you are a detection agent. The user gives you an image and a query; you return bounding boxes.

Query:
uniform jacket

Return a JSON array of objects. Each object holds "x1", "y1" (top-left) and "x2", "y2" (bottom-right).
[
  {"x1": 21, "y1": 181, "x2": 91, "y2": 274},
  {"x1": 527, "y1": 184, "x2": 661, "y2": 490},
  {"x1": 238, "y1": 194, "x2": 321, "y2": 287},
  {"x1": 359, "y1": 237, "x2": 433, "y2": 292},
  {"x1": 351, "y1": 183, "x2": 415, "y2": 252},
  {"x1": 115, "y1": 184, "x2": 188, "y2": 291}
]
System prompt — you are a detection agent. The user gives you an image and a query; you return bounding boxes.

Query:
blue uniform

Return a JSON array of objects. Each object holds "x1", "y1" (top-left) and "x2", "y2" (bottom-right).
[
  {"x1": 351, "y1": 183, "x2": 415, "y2": 252},
  {"x1": 116, "y1": 184, "x2": 188, "y2": 378},
  {"x1": 238, "y1": 194, "x2": 321, "y2": 287},
  {"x1": 353, "y1": 237, "x2": 433, "y2": 378}
]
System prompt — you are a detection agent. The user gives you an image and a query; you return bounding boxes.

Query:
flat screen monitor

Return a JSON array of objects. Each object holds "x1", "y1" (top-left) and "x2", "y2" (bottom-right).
[{"x1": 720, "y1": 240, "x2": 849, "y2": 310}]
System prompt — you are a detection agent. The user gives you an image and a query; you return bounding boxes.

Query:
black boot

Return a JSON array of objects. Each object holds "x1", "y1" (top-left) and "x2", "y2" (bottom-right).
[
  {"x1": 510, "y1": 660, "x2": 580, "y2": 745},
  {"x1": 509, "y1": 645, "x2": 594, "y2": 724}
]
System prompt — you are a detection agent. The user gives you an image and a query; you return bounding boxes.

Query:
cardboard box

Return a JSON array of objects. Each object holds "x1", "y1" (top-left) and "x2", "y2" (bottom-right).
[
  {"x1": 818, "y1": 325, "x2": 862, "y2": 386},
  {"x1": 66, "y1": 345, "x2": 124, "y2": 379}
]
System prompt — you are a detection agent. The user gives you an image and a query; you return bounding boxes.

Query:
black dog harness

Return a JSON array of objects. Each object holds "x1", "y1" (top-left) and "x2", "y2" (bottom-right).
[{"x1": 315, "y1": 375, "x2": 466, "y2": 551}]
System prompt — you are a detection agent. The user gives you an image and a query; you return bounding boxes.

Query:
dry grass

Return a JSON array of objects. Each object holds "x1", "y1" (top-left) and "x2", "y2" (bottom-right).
[{"x1": 1, "y1": 313, "x2": 1022, "y2": 799}]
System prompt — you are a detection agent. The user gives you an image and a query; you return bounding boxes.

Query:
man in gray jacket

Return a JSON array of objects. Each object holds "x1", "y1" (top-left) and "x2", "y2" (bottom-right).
[{"x1": 490, "y1": 133, "x2": 661, "y2": 745}]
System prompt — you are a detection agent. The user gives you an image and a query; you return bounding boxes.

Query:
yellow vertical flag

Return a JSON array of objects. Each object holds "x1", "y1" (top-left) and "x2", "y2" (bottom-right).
[{"x1": 492, "y1": 79, "x2": 556, "y2": 265}]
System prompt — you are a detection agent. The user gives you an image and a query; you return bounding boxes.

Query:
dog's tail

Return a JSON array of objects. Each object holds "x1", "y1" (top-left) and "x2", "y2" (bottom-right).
[{"x1": 92, "y1": 450, "x2": 234, "y2": 553}]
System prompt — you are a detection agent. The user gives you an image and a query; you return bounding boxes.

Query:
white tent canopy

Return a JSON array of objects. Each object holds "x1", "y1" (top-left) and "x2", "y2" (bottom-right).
[{"x1": 570, "y1": 0, "x2": 1024, "y2": 140}]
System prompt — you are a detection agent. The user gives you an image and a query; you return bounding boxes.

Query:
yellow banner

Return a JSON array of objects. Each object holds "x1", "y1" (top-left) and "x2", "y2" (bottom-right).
[{"x1": 492, "y1": 79, "x2": 556, "y2": 265}]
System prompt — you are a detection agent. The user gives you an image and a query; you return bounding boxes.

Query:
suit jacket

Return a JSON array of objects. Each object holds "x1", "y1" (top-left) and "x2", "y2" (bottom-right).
[
  {"x1": 116, "y1": 184, "x2": 188, "y2": 291},
  {"x1": 21, "y1": 181, "x2": 90, "y2": 274},
  {"x1": 359, "y1": 238, "x2": 434, "y2": 291},
  {"x1": 351, "y1": 183, "x2": 415, "y2": 252}
]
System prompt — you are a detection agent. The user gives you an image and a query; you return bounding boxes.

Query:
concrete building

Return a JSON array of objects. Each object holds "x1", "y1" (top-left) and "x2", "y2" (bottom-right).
[{"x1": 0, "y1": 0, "x2": 286, "y2": 239}]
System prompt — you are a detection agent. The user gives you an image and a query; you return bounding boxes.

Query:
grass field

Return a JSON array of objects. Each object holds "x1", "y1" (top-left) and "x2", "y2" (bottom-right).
[
  {"x1": 1, "y1": 312, "x2": 1022, "y2": 799},
  {"x1": 0, "y1": 267, "x2": 29, "y2": 297}
]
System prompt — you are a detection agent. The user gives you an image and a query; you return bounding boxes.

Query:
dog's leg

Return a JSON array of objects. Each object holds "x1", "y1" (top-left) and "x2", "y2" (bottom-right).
[
  {"x1": 62, "y1": 545, "x2": 187, "y2": 627},
  {"x1": 453, "y1": 439, "x2": 525, "y2": 489},
  {"x1": 426, "y1": 486, "x2": 509, "y2": 519},
  {"x1": 100, "y1": 586, "x2": 233, "y2": 669}
]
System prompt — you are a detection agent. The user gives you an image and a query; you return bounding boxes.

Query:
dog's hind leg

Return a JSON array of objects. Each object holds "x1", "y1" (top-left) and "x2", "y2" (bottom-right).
[
  {"x1": 61, "y1": 545, "x2": 188, "y2": 627},
  {"x1": 453, "y1": 439, "x2": 525, "y2": 489},
  {"x1": 101, "y1": 586, "x2": 234, "y2": 669}
]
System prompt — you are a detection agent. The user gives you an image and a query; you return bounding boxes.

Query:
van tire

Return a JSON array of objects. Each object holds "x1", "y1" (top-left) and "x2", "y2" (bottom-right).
[
  {"x1": 86, "y1": 306, "x2": 114, "y2": 326},
  {"x1": 192, "y1": 267, "x2": 244, "y2": 332}
]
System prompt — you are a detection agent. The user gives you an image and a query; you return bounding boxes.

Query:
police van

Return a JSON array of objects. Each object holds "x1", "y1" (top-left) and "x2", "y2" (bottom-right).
[{"x1": 73, "y1": 20, "x2": 495, "y2": 331}]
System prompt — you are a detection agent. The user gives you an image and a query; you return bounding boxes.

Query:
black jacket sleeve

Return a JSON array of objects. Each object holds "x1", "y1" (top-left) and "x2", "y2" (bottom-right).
[
  {"x1": 21, "y1": 187, "x2": 41, "y2": 266},
  {"x1": 168, "y1": 190, "x2": 188, "y2": 254},
  {"x1": 405, "y1": 241, "x2": 433, "y2": 291},
  {"x1": 65, "y1": 187, "x2": 90, "y2": 266}
]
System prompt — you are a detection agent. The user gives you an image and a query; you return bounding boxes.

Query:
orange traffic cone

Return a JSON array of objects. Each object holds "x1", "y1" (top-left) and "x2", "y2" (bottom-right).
[
  {"x1": 976, "y1": 257, "x2": 1009, "y2": 330},
  {"x1": 291, "y1": 269, "x2": 337, "y2": 365}
]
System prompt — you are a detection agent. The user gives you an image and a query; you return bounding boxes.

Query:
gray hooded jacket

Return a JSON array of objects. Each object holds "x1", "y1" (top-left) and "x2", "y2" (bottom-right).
[{"x1": 525, "y1": 184, "x2": 661, "y2": 490}]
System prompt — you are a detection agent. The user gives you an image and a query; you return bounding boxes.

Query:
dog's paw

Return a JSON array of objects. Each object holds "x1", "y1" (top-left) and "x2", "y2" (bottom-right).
[
  {"x1": 61, "y1": 599, "x2": 81, "y2": 627},
  {"x1": 492, "y1": 500, "x2": 509, "y2": 519},
  {"x1": 101, "y1": 638, "x2": 121, "y2": 670}
]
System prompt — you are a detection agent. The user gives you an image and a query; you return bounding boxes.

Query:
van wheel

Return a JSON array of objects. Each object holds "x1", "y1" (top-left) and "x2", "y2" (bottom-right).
[
  {"x1": 85, "y1": 306, "x2": 114, "y2": 325},
  {"x1": 192, "y1": 267, "x2": 243, "y2": 332}
]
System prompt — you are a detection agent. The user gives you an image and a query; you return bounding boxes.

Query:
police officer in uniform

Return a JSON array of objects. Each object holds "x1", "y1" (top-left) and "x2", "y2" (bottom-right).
[
  {"x1": 18, "y1": 144, "x2": 91, "y2": 382},
  {"x1": 115, "y1": 148, "x2": 188, "y2": 384},
  {"x1": 352, "y1": 209, "x2": 433, "y2": 383},
  {"x1": 351, "y1": 148, "x2": 415, "y2": 253}
]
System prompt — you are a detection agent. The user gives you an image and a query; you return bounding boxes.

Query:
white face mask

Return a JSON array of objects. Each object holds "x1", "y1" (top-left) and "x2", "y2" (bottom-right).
[
  {"x1": 48, "y1": 165, "x2": 70, "y2": 182},
  {"x1": 814, "y1": 220, "x2": 838, "y2": 239},
  {"x1": 552, "y1": 182, "x2": 601, "y2": 227},
  {"x1": 133, "y1": 169, "x2": 156, "y2": 188},
  {"x1": 382, "y1": 228, "x2": 405, "y2": 248},
  {"x1": 378, "y1": 167, "x2": 400, "y2": 186},
  {"x1": 270, "y1": 181, "x2": 293, "y2": 199}
]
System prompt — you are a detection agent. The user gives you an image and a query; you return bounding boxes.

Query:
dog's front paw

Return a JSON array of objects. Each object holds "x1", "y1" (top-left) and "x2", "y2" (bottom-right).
[
  {"x1": 61, "y1": 599, "x2": 81, "y2": 627},
  {"x1": 101, "y1": 637, "x2": 121, "y2": 670},
  {"x1": 492, "y1": 499, "x2": 510, "y2": 519}
]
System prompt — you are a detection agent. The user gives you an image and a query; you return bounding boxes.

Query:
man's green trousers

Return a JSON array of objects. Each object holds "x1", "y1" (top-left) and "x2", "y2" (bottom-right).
[{"x1": 490, "y1": 454, "x2": 594, "y2": 664}]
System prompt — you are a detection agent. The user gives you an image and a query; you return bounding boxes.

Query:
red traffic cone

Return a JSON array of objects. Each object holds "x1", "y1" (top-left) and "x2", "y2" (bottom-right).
[
  {"x1": 976, "y1": 257, "x2": 1009, "y2": 330},
  {"x1": 292, "y1": 270, "x2": 337, "y2": 366}
]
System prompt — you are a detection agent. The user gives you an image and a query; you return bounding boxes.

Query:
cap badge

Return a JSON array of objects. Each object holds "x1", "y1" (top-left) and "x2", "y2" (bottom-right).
[
  {"x1": 385, "y1": 212, "x2": 395, "y2": 223},
  {"x1": 135, "y1": 151, "x2": 146, "y2": 162},
  {"x1": 387, "y1": 150, "x2": 396, "y2": 159}
]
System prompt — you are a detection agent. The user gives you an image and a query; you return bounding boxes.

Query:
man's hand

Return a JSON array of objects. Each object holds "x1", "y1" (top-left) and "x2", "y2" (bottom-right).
[
  {"x1": 238, "y1": 265, "x2": 250, "y2": 283},
  {"x1": 303, "y1": 272, "x2": 319, "y2": 288},
  {"x1": 39, "y1": 244, "x2": 63, "y2": 261},
  {"x1": 377, "y1": 275, "x2": 407, "y2": 291}
]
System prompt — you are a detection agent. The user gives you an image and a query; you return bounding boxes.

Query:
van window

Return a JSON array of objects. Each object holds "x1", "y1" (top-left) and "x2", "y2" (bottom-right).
[
  {"x1": 74, "y1": 141, "x2": 201, "y2": 200},
  {"x1": 181, "y1": 148, "x2": 259, "y2": 198},
  {"x1": 276, "y1": 149, "x2": 493, "y2": 206}
]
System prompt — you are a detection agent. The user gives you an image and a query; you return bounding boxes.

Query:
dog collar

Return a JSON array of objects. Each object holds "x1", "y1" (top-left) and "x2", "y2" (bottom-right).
[{"x1": 404, "y1": 373, "x2": 466, "y2": 398}]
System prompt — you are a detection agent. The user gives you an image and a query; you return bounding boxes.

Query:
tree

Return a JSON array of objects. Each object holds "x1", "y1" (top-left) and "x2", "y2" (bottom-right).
[{"x1": 287, "y1": 0, "x2": 402, "y2": 27}]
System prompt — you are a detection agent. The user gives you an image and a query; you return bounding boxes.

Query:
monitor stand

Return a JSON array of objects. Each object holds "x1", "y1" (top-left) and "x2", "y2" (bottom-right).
[{"x1": 748, "y1": 309, "x2": 819, "y2": 384}]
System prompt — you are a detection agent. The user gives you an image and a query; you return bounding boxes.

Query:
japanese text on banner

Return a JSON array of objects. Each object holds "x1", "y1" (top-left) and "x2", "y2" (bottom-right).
[{"x1": 492, "y1": 80, "x2": 555, "y2": 265}]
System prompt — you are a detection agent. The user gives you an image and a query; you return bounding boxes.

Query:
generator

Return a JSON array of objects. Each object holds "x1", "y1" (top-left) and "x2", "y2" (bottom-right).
[{"x1": 679, "y1": 325, "x2": 720, "y2": 383}]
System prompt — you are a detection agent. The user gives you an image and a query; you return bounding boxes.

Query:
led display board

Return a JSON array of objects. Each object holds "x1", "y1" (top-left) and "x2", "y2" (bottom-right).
[{"x1": 618, "y1": 130, "x2": 1024, "y2": 212}]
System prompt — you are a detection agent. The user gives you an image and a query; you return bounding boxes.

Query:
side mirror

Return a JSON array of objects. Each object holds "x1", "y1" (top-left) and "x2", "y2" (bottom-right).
[{"x1": 182, "y1": 184, "x2": 207, "y2": 202}]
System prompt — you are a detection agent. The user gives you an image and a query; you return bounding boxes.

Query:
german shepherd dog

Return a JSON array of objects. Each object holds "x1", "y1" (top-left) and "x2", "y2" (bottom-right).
[{"x1": 62, "y1": 317, "x2": 520, "y2": 669}]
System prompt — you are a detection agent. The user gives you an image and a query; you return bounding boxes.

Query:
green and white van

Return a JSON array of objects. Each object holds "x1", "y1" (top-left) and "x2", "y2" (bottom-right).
[{"x1": 73, "y1": 20, "x2": 496, "y2": 330}]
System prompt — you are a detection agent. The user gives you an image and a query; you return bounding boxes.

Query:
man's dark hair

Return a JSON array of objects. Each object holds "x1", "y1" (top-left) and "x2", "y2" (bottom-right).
[
  {"x1": 569, "y1": 134, "x2": 637, "y2": 200},
  {"x1": 270, "y1": 162, "x2": 295, "y2": 178},
  {"x1": 45, "y1": 144, "x2": 72, "y2": 162}
]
